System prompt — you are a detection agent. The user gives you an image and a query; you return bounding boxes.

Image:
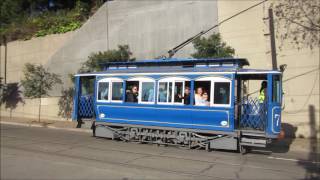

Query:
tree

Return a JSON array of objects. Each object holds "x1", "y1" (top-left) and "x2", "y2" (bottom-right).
[
  {"x1": 273, "y1": 0, "x2": 320, "y2": 50},
  {"x1": 57, "y1": 45, "x2": 135, "y2": 119},
  {"x1": 79, "y1": 45, "x2": 135, "y2": 72},
  {"x1": 191, "y1": 33, "x2": 235, "y2": 58},
  {"x1": 21, "y1": 63, "x2": 62, "y2": 122},
  {"x1": 58, "y1": 88, "x2": 74, "y2": 120}
]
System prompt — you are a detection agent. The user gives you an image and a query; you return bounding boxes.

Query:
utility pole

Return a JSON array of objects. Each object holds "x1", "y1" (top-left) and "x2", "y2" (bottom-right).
[{"x1": 268, "y1": 8, "x2": 277, "y2": 70}]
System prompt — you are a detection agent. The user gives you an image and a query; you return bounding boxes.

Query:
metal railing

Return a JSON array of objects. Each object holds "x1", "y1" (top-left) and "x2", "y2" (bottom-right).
[{"x1": 240, "y1": 97, "x2": 267, "y2": 131}]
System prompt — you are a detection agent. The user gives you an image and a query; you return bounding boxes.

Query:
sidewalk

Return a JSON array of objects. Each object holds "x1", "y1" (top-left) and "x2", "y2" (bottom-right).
[
  {"x1": 1, "y1": 116, "x2": 319, "y2": 155},
  {"x1": 0, "y1": 116, "x2": 91, "y2": 133}
]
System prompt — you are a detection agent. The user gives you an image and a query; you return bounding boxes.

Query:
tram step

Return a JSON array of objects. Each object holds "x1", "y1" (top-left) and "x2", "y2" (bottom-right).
[
  {"x1": 79, "y1": 119, "x2": 93, "y2": 129},
  {"x1": 241, "y1": 130, "x2": 266, "y2": 137},
  {"x1": 240, "y1": 137, "x2": 267, "y2": 147}
]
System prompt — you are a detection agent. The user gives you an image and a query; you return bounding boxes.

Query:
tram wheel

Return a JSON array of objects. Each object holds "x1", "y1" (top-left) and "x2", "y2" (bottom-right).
[{"x1": 239, "y1": 145, "x2": 248, "y2": 155}]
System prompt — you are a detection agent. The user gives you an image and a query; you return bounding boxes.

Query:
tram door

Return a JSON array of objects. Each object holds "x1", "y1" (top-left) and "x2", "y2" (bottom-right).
[
  {"x1": 236, "y1": 74, "x2": 269, "y2": 131},
  {"x1": 72, "y1": 76, "x2": 96, "y2": 121},
  {"x1": 266, "y1": 74, "x2": 282, "y2": 136}
]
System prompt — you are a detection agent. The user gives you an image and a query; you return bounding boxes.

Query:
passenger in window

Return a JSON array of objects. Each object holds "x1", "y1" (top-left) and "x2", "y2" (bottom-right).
[
  {"x1": 183, "y1": 86, "x2": 191, "y2": 105},
  {"x1": 126, "y1": 85, "x2": 138, "y2": 102},
  {"x1": 176, "y1": 86, "x2": 191, "y2": 105},
  {"x1": 202, "y1": 92, "x2": 210, "y2": 106},
  {"x1": 195, "y1": 87, "x2": 204, "y2": 105}
]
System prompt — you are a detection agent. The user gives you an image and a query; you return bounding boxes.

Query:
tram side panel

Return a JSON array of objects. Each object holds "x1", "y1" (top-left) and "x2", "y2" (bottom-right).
[{"x1": 95, "y1": 104, "x2": 234, "y2": 132}]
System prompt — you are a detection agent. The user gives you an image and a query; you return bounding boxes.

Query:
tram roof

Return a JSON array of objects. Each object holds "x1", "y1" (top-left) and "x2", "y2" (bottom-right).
[
  {"x1": 75, "y1": 66, "x2": 281, "y2": 77},
  {"x1": 98, "y1": 58, "x2": 249, "y2": 70}
]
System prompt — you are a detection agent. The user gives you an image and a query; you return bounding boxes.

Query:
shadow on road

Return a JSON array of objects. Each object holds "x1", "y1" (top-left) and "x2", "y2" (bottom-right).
[
  {"x1": 265, "y1": 122, "x2": 297, "y2": 153},
  {"x1": 298, "y1": 105, "x2": 320, "y2": 179},
  {"x1": 1, "y1": 83, "x2": 24, "y2": 118}
]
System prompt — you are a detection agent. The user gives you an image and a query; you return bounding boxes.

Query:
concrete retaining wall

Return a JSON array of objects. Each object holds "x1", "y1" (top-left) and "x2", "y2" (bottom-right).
[
  {"x1": 45, "y1": 0, "x2": 219, "y2": 94},
  {"x1": 0, "y1": 33, "x2": 74, "y2": 120}
]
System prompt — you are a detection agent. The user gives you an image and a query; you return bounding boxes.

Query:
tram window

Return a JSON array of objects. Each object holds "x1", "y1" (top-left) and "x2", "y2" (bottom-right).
[
  {"x1": 98, "y1": 82, "x2": 109, "y2": 101},
  {"x1": 141, "y1": 82, "x2": 155, "y2": 102},
  {"x1": 272, "y1": 76, "x2": 281, "y2": 103},
  {"x1": 184, "y1": 81, "x2": 191, "y2": 105},
  {"x1": 174, "y1": 82, "x2": 183, "y2": 103},
  {"x1": 81, "y1": 77, "x2": 94, "y2": 96},
  {"x1": 158, "y1": 80, "x2": 190, "y2": 104},
  {"x1": 158, "y1": 82, "x2": 168, "y2": 102},
  {"x1": 194, "y1": 81, "x2": 211, "y2": 106},
  {"x1": 111, "y1": 82, "x2": 123, "y2": 101},
  {"x1": 214, "y1": 82, "x2": 230, "y2": 105}
]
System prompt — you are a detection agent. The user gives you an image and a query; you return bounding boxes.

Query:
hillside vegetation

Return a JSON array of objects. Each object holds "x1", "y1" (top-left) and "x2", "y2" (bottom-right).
[{"x1": 0, "y1": 0, "x2": 105, "y2": 42}]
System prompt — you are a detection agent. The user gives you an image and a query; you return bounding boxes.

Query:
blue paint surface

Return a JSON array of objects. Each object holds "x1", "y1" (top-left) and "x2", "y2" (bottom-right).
[{"x1": 96, "y1": 103, "x2": 233, "y2": 131}]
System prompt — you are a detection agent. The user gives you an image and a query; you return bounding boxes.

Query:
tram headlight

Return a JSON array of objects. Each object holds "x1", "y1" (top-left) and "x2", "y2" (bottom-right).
[
  {"x1": 220, "y1": 120, "x2": 228, "y2": 126},
  {"x1": 99, "y1": 113, "x2": 105, "y2": 118}
]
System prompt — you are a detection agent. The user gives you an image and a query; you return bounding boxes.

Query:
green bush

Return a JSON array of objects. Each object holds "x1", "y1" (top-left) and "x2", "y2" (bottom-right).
[{"x1": 0, "y1": 0, "x2": 100, "y2": 42}]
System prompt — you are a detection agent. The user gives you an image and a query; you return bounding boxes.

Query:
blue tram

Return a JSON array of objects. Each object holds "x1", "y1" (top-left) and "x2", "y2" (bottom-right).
[{"x1": 72, "y1": 58, "x2": 282, "y2": 153}]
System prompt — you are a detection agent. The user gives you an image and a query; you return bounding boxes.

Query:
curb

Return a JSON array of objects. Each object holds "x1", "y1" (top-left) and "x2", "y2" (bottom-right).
[{"x1": 0, "y1": 121, "x2": 91, "y2": 133}]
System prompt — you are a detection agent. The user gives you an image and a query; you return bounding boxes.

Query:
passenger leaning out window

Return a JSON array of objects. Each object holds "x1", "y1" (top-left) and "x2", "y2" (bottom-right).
[
  {"x1": 126, "y1": 85, "x2": 138, "y2": 102},
  {"x1": 176, "y1": 86, "x2": 191, "y2": 105}
]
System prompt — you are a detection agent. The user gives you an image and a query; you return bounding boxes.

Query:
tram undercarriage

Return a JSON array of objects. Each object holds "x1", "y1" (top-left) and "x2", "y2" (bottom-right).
[{"x1": 94, "y1": 122, "x2": 269, "y2": 153}]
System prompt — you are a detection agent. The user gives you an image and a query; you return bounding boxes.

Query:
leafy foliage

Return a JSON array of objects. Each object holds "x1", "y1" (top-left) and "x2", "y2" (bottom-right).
[
  {"x1": 58, "y1": 88, "x2": 74, "y2": 120},
  {"x1": 273, "y1": 0, "x2": 320, "y2": 50},
  {"x1": 191, "y1": 33, "x2": 235, "y2": 58},
  {"x1": 0, "y1": 0, "x2": 103, "y2": 42},
  {"x1": 79, "y1": 45, "x2": 136, "y2": 72},
  {"x1": 57, "y1": 45, "x2": 135, "y2": 119},
  {"x1": 21, "y1": 63, "x2": 62, "y2": 98}
]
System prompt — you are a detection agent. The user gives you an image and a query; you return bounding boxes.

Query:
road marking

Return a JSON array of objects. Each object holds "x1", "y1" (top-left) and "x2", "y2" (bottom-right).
[{"x1": 268, "y1": 156, "x2": 320, "y2": 164}]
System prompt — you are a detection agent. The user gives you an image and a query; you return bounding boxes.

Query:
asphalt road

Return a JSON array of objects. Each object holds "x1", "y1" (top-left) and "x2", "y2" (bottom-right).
[{"x1": 1, "y1": 124, "x2": 319, "y2": 180}]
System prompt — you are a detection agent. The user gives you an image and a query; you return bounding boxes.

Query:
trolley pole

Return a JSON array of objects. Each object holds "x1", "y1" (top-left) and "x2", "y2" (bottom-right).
[{"x1": 268, "y1": 8, "x2": 277, "y2": 70}]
